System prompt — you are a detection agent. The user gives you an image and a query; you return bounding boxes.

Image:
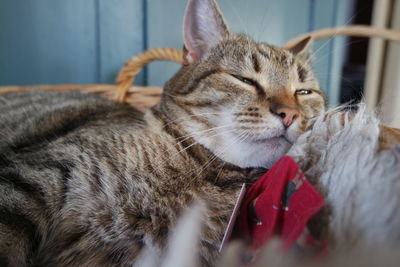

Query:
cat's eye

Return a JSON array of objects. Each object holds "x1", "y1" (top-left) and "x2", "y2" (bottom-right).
[
  {"x1": 231, "y1": 74, "x2": 256, "y2": 86},
  {"x1": 296, "y1": 89, "x2": 313, "y2": 95}
]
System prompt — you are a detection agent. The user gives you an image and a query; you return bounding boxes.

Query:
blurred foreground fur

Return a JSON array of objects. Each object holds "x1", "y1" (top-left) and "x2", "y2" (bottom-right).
[{"x1": 142, "y1": 104, "x2": 400, "y2": 266}]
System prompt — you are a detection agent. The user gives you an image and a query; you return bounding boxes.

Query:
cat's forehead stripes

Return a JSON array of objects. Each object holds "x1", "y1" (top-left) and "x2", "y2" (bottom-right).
[
  {"x1": 256, "y1": 42, "x2": 314, "y2": 86},
  {"x1": 256, "y1": 43, "x2": 295, "y2": 67},
  {"x1": 297, "y1": 64, "x2": 308, "y2": 83},
  {"x1": 251, "y1": 53, "x2": 261, "y2": 73},
  {"x1": 211, "y1": 35, "x2": 302, "y2": 80}
]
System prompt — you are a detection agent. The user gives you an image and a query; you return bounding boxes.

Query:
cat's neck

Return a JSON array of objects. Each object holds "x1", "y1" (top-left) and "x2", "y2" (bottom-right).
[
  {"x1": 146, "y1": 105, "x2": 220, "y2": 165},
  {"x1": 144, "y1": 105, "x2": 261, "y2": 184}
]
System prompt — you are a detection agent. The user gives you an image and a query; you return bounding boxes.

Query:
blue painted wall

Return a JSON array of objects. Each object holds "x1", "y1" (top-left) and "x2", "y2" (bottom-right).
[
  {"x1": 0, "y1": 0, "x2": 145, "y2": 85},
  {"x1": 0, "y1": 0, "x2": 350, "y2": 104}
]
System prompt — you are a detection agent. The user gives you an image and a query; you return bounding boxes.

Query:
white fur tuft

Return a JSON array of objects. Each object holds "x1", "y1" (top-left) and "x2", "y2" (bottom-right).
[{"x1": 288, "y1": 103, "x2": 400, "y2": 248}]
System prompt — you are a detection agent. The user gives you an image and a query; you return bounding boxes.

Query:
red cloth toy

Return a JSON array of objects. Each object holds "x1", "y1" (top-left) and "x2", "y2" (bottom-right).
[{"x1": 238, "y1": 156, "x2": 324, "y2": 251}]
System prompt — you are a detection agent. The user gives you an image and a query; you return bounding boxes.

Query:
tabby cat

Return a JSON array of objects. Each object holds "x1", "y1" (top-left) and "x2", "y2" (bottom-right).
[{"x1": 0, "y1": 0, "x2": 326, "y2": 266}]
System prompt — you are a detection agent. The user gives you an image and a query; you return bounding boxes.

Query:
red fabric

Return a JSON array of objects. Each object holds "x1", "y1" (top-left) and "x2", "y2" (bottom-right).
[{"x1": 238, "y1": 156, "x2": 324, "y2": 250}]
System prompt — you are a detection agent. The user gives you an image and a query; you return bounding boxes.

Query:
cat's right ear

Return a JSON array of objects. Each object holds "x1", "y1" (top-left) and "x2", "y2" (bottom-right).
[
  {"x1": 283, "y1": 36, "x2": 313, "y2": 58},
  {"x1": 183, "y1": 0, "x2": 230, "y2": 64}
]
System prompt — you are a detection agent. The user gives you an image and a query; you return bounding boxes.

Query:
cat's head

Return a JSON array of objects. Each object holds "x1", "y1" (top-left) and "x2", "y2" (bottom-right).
[{"x1": 160, "y1": 0, "x2": 326, "y2": 169}]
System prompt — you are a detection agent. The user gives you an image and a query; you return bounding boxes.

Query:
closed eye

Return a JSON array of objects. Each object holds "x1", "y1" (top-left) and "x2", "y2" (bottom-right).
[
  {"x1": 295, "y1": 89, "x2": 313, "y2": 95},
  {"x1": 231, "y1": 74, "x2": 256, "y2": 86}
]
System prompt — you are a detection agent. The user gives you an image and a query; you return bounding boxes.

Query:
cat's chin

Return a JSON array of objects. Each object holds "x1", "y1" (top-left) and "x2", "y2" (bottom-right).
[{"x1": 209, "y1": 136, "x2": 292, "y2": 169}]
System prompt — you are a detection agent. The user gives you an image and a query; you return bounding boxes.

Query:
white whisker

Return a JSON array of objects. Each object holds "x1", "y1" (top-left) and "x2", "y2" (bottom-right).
[
  {"x1": 154, "y1": 123, "x2": 236, "y2": 158},
  {"x1": 176, "y1": 123, "x2": 235, "y2": 142},
  {"x1": 163, "y1": 112, "x2": 224, "y2": 127},
  {"x1": 312, "y1": 38, "x2": 365, "y2": 66},
  {"x1": 306, "y1": 11, "x2": 359, "y2": 66},
  {"x1": 191, "y1": 132, "x2": 249, "y2": 181},
  {"x1": 171, "y1": 128, "x2": 237, "y2": 159}
]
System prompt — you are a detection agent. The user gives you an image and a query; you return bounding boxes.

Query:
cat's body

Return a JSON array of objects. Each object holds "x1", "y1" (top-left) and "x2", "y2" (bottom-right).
[
  {"x1": 0, "y1": 90, "x2": 265, "y2": 266},
  {"x1": 4, "y1": 0, "x2": 397, "y2": 266},
  {"x1": 0, "y1": 0, "x2": 327, "y2": 263}
]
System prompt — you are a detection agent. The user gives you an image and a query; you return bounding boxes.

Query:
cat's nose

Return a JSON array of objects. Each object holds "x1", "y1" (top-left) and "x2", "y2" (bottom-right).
[{"x1": 273, "y1": 107, "x2": 299, "y2": 127}]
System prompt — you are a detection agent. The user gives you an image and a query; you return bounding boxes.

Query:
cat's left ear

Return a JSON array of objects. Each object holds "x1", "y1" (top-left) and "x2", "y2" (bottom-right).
[
  {"x1": 183, "y1": 0, "x2": 230, "y2": 64},
  {"x1": 284, "y1": 36, "x2": 313, "y2": 58}
]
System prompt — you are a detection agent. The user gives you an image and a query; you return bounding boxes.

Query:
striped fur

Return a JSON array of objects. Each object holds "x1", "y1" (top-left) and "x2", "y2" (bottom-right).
[
  {"x1": 0, "y1": 91, "x2": 264, "y2": 266},
  {"x1": 0, "y1": 0, "x2": 327, "y2": 266}
]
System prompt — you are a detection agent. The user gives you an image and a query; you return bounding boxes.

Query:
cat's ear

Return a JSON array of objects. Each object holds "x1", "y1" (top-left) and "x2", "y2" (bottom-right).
[
  {"x1": 183, "y1": 0, "x2": 230, "y2": 64},
  {"x1": 284, "y1": 36, "x2": 313, "y2": 58}
]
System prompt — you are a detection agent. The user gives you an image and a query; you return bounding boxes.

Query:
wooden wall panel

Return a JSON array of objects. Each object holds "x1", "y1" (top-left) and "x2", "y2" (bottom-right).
[
  {"x1": 312, "y1": 0, "x2": 350, "y2": 105},
  {"x1": 0, "y1": 0, "x2": 98, "y2": 85},
  {"x1": 146, "y1": 0, "x2": 185, "y2": 87},
  {"x1": 98, "y1": 0, "x2": 145, "y2": 84}
]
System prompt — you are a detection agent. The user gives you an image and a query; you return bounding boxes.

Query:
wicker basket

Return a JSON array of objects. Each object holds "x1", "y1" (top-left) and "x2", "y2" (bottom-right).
[{"x1": 0, "y1": 25, "x2": 399, "y2": 111}]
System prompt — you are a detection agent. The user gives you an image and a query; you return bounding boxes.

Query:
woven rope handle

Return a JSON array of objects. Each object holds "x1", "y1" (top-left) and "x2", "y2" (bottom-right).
[
  {"x1": 115, "y1": 48, "x2": 183, "y2": 102},
  {"x1": 283, "y1": 25, "x2": 400, "y2": 49},
  {"x1": 115, "y1": 25, "x2": 400, "y2": 103}
]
